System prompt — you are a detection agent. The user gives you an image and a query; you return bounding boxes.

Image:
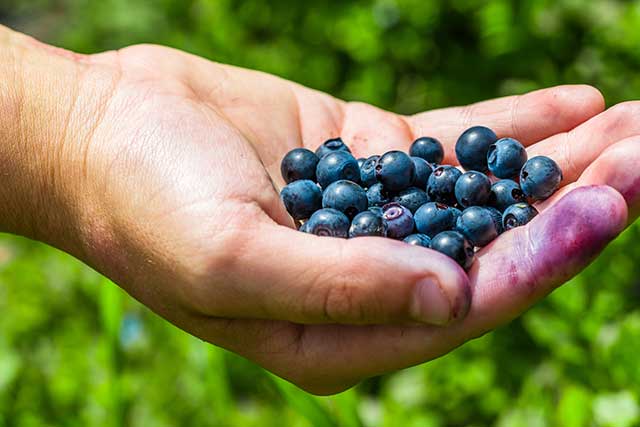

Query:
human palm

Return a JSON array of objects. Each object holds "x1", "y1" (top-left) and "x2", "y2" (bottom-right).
[{"x1": 15, "y1": 38, "x2": 640, "y2": 394}]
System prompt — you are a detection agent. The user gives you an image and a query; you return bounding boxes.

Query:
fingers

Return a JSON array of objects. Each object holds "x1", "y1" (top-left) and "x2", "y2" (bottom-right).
[
  {"x1": 407, "y1": 85, "x2": 604, "y2": 163},
  {"x1": 204, "y1": 185, "x2": 627, "y2": 394},
  {"x1": 529, "y1": 102, "x2": 640, "y2": 185},
  {"x1": 193, "y1": 224, "x2": 471, "y2": 326}
]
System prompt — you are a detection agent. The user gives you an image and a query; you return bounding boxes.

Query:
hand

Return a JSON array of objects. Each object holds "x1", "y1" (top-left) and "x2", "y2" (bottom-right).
[{"x1": 1, "y1": 26, "x2": 638, "y2": 394}]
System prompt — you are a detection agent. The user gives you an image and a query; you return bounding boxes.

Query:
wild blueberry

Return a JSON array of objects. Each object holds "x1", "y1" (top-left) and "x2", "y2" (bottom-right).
[
  {"x1": 375, "y1": 151, "x2": 416, "y2": 192},
  {"x1": 360, "y1": 155, "x2": 380, "y2": 188},
  {"x1": 414, "y1": 202, "x2": 460, "y2": 237},
  {"x1": 305, "y1": 208, "x2": 350, "y2": 238},
  {"x1": 520, "y1": 156, "x2": 563, "y2": 200},
  {"x1": 427, "y1": 165, "x2": 462, "y2": 205},
  {"x1": 322, "y1": 180, "x2": 368, "y2": 219},
  {"x1": 349, "y1": 210, "x2": 387, "y2": 237},
  {"x1": 280, "y1": 148, "x2": 319, "y2": 184},
  {"x1": 315, "y1": 137, "x2": 351, "y2": 159},
  {"x1": 299, "y1": 221, "x2": 311, "y2": 233},
  {"x1": 382, "y1": 202, "x2": 415, "y2": 239},
  {"x1": 455, "y1": 206, "x2": 500, "y2": 247},
  {"x1": 366, "y1": 182, "x2": 391, "y2": 207},
  {"x1": 502, "y1": 203, "x2": 538, "y2": 230},
  {"x1": 430, "y1": 231, "x2": 475, "y2": 270},
  {"x1": 486, "y1": 206, "x2": 504, "y2": 235},
  {"x1": 410, "y1": 137, "x2": 444, "y2": 164},
  {"x1": 368, "y1": 206, "x2": 384, "y2": 216},
  {"x1": 393, "y1": 187, "x2": 430, "y2": 214},
  {"x1": 454, "y1": 171, "x2": 492, "y2": 208},
  {"x1": 489, "y1": 179, "x2": 526, "y2": 211},
  {"x1": 403, "y1": 233, "x2": 432, "y2": 247},
  {"x1": 316, "y1": 150, "x2": 360, "y2": 188},
  {"x1": 357, "y1": 157, "x2": 366, "y2": 168},
  {"x1": 455, "y1": 126, "x2": 498, "y2": 173},
  {"x1": 411, "y1": 156, "x2": 434, "y2": 189},
  {"x1": 487, "y1": 137, "x2": 527, "y2": 179},
  {"x1": 280, "y1": 180, "x2": 322, "y2": 220}
]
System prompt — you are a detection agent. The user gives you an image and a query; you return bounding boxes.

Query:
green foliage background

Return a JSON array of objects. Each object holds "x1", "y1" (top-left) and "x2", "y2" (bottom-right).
[{"x1": 1, "y1": 1, "x2": 640, "y2": 426}]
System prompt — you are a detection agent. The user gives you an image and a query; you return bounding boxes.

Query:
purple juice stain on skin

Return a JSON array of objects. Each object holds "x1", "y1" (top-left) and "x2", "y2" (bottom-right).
[{"x1": 526, "y1": 186, "x2": 627, "y2": 289}]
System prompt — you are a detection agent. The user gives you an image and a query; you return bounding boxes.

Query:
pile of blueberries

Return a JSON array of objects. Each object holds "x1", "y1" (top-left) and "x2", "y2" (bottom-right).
[{"x1": 279, "y1": 126, "x2": 563, "y2": 271}]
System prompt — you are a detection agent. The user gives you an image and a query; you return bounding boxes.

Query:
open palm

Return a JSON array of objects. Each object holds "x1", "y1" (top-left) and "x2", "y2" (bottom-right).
[{"x1": 18, "y1": 33, "x2": 640, "y2": 394}]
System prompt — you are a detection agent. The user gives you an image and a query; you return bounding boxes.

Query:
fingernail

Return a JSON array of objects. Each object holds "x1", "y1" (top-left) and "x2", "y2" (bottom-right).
[{"x1": 410, "y1": 278, "x2": 452, "y2": 325}]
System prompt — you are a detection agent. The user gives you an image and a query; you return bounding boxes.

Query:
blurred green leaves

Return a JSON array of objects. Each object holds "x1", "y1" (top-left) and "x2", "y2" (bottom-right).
[{"x1": 1, "y1": 0, "x2": 640, "y2": 426}]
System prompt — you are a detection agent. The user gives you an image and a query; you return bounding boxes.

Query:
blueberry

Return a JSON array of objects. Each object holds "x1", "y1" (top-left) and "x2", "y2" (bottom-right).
[
  {"x1": 455, "y1": 206, "x2": 500, "y2": 247},
  {"x1": 502, "y1": 203, "x2": 538, "y2": 230},
  {"x1": 280, "y1": 148, "x2": 320, "y2": 184},
  {"x1": 487, "y1": 137, "x2": 527, "y2": 179},
  {"x1": 315, "y1": 137, "x2": 351, "y2": 159},
  {"x1": 430, "y1": 231, "x2": 475, "y2": 270},
  {"x1": 316, "y1": 151, "x2": 360, "y2": 188},
  {"x1": 489, "y1": 179, "x2": 526, "y2": 211},
  {"x1": 375, "y1": 151, "x2": 416, "y2": 192},
  {"x1": 366, "y1": 182, "x2": 391, "y2": 207},
  {"x1": 280, "y1": 180, "x2": 322, "y2": 220},
  {"x1": 357, "y1": 157, "x2": 366, "y2": 168},
  {"x1": 454, "y1": 171, "x2": 492, "y2": 208},
  {"x1": 414, "y1": 202, "x2": 460, "y2": 237},
  {"x1": 393, "y1": 187, "x2": 430, "y2": 214},
  {"x1": 360, "y1": 155, "x2": 380, "y2": 188},
  {"x1": 411, "y1": 156, "x2": 434, "y2": 189},
  {"x1": 520, "y1": 156, "x2": 563, "y2": 200},
  {"x1": 455, "y1": 126, "x2": 498, "y2": 173},
  {"x1": 299, "y1": 221, "x2": 311, "y2": 233},
  {"x1": 403, "y1": 233, "x2": 432, "y2": 247},
  {"x1": 305, "y1": 208, "x2": 351, "y2": 238},
  {"x1": 349, "y1": 210, "x2": 387, "y2": 237},
  {"x1": 368, "y1": 206, "x2": 384, "y2": 216},
  {"x1": 486, "y1": 206, "x2": 504, "y2": 235},
  {"x1": 322, "y1": 180, "x2": 368, "y2": 219},
  {"x1": 427, "y1": 165, "x2": 462, "y2": 205},
  {"x1": 382, "y1": 202, "x2": 415, "y2": 239},
  {"x1": 410, "y1": 137, "x2": 444, "y2": 164}
]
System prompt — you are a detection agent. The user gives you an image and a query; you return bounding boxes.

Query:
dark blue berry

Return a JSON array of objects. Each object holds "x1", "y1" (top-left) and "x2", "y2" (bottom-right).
[
  {"x1": 410, "y1": 137, "x2": 444, "y2": 164},
  {"x1": 455, "y1": 126, "x2": 498, "y2": 173},
  {"x1": 322, "y1": 180, "x2": 368, "y2": 219},
  {"x1": 403, "y1": 233, "x2": 432, "y2": 247},
  {"x1": 454, "y1": 171, "x2": 492, "y2": 208},
  {"x1": 357, "y1": 157, "x2": 366, "y2": 168},
  {"x1": 280, "y1": 180, "x2": 322, "y2": 220},
  {"x1": 414, "y1": 202, "x2": 460, "y2": 237},
  {"x1": 430, "y1": 231, "x2": 475, "y2": 270},
  {"x1": 411, "y1": 156, "x2": 434, "y2": 189},
  {"x1": 368, "y1": 206, "x2": 383, "y2": 216},
  {"x1": 375, "y1": 151, "x2": 416, "y2": 192},
  {"x1": 487, "y1": 137, "x2": 528, "y2": 179},
  {"x1": 489, "y1": 179, "x2": 526, "y2": 211},
  {"x1": 315, "y1": 137, "x2": 351, "y2": 159},
  {"x1": 520, "y1": 156, "x2": 563, "y2": 200},
  {"x1": 502, "y1": 203, "x2": 538, "y2": 230},
  {"x1": 316, "y1": 151, "x2": 360, "y2": 188},
  {"x1": 393, "y1": 187, "x2": 430, "y2": 214},
  {"x1": 486, "y1": 206, "x2": 504, "y2": 235},
  {"x1": 349, "y1": 210, "x2": 387, "y2": 237},
  {"x1": 382, "y1": 202, "x2": 415, "y2": 239},
  {"x1": 360, "y1": 155, "x2": 380, "y2": 188},
  {"x1": 455, "y1": 206, "x2": 500, "y2": 247},
  {"x1": 280, "y1": 148, "x2": 319, "y2": 184},
  {"x1": 427, "y1": 165, "x2": 462, "y2": 205},
  {"x1": 366, "y1": 183, "x2": 391, "y2": 207},
  {"x1": 305, "y1": 208, "x2": 350, "y2": 238}
]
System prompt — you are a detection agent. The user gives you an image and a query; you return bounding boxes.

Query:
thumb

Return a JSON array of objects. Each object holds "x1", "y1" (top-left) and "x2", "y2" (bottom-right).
[{"x1": 201, "y1": 224, "x2": 471, "y2": 326}]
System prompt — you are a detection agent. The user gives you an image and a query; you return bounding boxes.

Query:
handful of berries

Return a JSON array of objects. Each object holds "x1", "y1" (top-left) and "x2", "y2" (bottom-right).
[{"x1": 280, "y1": 126, "x2": 563, "y2": 271}]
